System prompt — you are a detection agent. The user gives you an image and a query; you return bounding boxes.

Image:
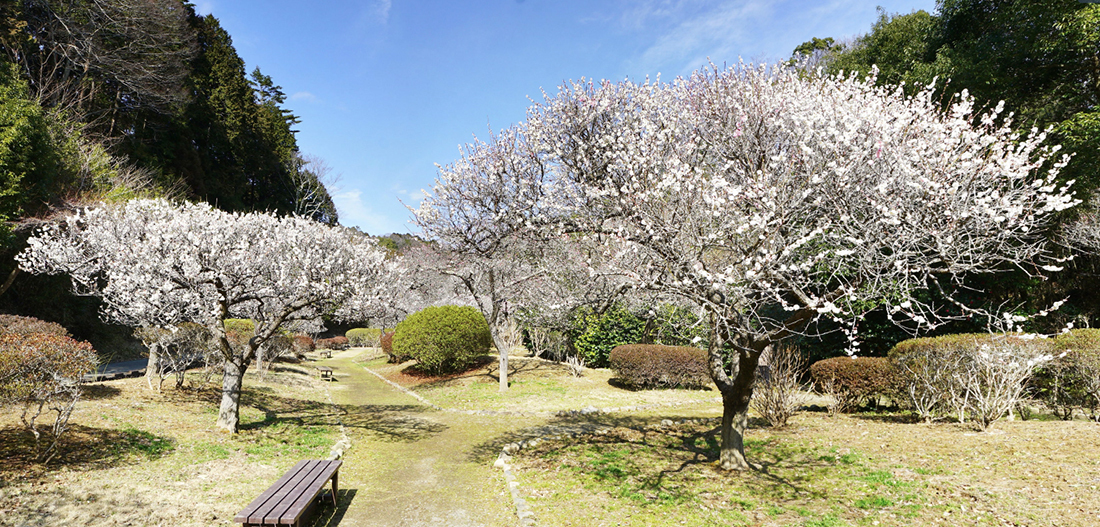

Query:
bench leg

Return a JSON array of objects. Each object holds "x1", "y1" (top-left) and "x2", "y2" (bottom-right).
[{"x1": 331, "y1": 470, "x2": 339, "y2": 507}]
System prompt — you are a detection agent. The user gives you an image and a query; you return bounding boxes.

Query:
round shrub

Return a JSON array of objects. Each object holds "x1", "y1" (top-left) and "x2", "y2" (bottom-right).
[
  {"x1": 0, "y1": 314, "x2": 70, "y2": 337},
  {"x1": 393, "y1": 306, "x2": 490, "y2": 374},
  {"x1": 222, "y1": 318, "x2": 255, "y2": 354},
  {"x1": 609, "y1": 344, "x2": 710, "y2": 389},
  {"x1": 810, "y1": 356, "x2": 901, "y2": 412},
  {"x1": 346, "y1": 328, "x2": 383, "y2": 347}
]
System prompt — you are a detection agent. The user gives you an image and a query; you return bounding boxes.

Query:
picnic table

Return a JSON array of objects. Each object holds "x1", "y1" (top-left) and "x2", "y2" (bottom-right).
[
  {"x1": 234, "y1": 459, "x2": 341, "y2": 527},
  {"x1": 317, "y1": 366, "x2": 333, "y2": 380}
]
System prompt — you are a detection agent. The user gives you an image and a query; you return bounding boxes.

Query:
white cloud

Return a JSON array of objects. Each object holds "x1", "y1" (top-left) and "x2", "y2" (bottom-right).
[
  {"x1": 357, "y1": 0, "x2": 392, "y2": 27},
  {"x1": 332, "y1": 188, "x2": 406, "y2": 235},
  {"x1": 629, "y1": 0, "x2": 934, "y2": 76},
  {"x1": 289, "y1": 91, "x2": 317, "y2": 102},
  {"x1": 375, "y1": 0, "x2": 392, "y2": 23},
  {"x1": 194, "y1": 1, "x2": 215, "y2": 16},
  {"x1": 635, "y1": 0, "x2": 773, "y2": 76},
  {"x1": 395, "y1": 187, "x2": 427, "y2": 208}
]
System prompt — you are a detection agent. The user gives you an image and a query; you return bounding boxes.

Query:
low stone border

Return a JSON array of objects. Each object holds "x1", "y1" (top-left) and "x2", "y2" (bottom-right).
[{"x1": 319, "y1": 376, "x2": 352, "y2": 461}]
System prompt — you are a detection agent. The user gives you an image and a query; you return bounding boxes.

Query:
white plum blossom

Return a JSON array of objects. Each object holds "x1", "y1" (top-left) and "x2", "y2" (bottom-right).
[
  {"x1": 18, "y1": 199, "x2": 388, "y2": 432},
  {"x1": 429, "y1": 64, "x2": 1077, "y2": 470}
]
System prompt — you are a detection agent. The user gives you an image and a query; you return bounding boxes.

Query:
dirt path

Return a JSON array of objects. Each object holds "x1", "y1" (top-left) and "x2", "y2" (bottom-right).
[{"x1": 316, "y1": 351, "x2": 544, "y2": 527}]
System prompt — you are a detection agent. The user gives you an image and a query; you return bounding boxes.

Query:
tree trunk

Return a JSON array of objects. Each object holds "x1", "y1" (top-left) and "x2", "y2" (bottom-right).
[
  {"x1": 706, "y1": 313, "x2": 764, "y2": 471},
  {"x1": 145, "y1": 343, "x2": 161, "y2": 392},
  {"x1": 718, "y1": 382, "x2": 754, "y2": 470},
  {"x1": 216, "y1": 356, "x2": 247, "y2": 432},
  {"x1": 491, "y1": 330, "x2": 510, "y2": 392}
]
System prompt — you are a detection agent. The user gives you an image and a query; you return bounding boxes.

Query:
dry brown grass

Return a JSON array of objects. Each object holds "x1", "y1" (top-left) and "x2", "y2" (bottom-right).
[{"x1": 0, "y1": 365, "x2": 341, "y2": 527}]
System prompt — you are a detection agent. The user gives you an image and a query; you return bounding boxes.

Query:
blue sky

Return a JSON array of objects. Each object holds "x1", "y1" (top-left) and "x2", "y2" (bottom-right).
[{"x1": 195, "y1": 0, "x2": 937, "y2": 235}]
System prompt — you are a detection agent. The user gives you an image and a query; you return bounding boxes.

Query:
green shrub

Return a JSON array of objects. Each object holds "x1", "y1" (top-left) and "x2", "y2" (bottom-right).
[
  {"x1": 810, "y1": 356, "x2": 901, "y2": 412},
  {"x1": 221, "y1": 319, "x2": 255, "y2": 354},
  {"x1": 568, "y1": 304, "x2": 646, "y2": 368},
  {"x1": 0, "y1": 315, "x2": 70, "y2": 337},
  {"x1": 346, "y1": 328, "x2": 383, "y2": 347},
  {"x1": 393, "y1": 306, "x2": 490, "y2": 374},
  {"x1": 609, "y1": 344, "x2": 711, "y2": 389}
]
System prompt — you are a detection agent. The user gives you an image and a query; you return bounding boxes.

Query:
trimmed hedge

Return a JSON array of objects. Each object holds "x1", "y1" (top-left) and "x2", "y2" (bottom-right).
[
  {"x1": 393, "y1": 306, "x2": 490, "y2": 374},
  {"x1": 810, "y1": 356, "x2": 901, "y2": 411},
  {"x1": 346, "y1": 328, "x2": 383, "y2": 347},
  {"x1": 1035, "y1": 329, "x2": 1100, "y2": 420},
  {"x1": 316, "y1": 336, "x2": 350, "y2": 351},
  {"x1": 609, "y1": 344, "x2": 711, "y2": 389}
]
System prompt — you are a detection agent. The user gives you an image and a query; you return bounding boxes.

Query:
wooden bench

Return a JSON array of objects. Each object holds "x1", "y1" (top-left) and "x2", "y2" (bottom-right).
[
  {"x1": 317, "y1": 366, "x2": 333, "y2": 380},
  {"x1": 234, "y1": 459, "x2": 342, "y2": 527},
  {"x1": 318, "y1": 349, "x2": 331, "y2": 359}
]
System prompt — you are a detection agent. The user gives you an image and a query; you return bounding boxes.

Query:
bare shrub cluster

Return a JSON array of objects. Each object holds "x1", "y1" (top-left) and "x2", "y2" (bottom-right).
[
  {"x1": 751, "y1": 344, "x2": 809, "y2": 428},
  {"x1": 890, "y1": 334, "x2": 1052, "y2": 429},
  {"x1": 133, "y1": 323, "x2": 213, "y2": 391}
]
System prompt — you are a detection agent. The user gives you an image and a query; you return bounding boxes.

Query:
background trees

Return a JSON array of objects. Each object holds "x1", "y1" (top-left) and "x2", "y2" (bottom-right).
[
  {"x1": 18, "y1": 199, "x2": 387, "y2": 432},
  {"x1": 0, "y1": 1, "x2": 341, "y2": 358}
]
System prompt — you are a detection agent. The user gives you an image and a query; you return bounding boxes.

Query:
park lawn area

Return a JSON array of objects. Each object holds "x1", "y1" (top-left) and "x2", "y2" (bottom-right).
[
  {"x1": 511, "y1": 413, "x2": 1100, "y2": 527},
  {"x1": 0, "y1": 364, "x2": 342, "y2": 527},
  {"x1": 366, "y1": 354, "x2": 720, "y2": 414}
]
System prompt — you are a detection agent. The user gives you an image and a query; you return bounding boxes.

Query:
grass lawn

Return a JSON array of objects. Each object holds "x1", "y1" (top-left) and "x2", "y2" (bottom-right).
[
  {"x1": 367, "y1": 354, "x2": 720, "y2": 414},
  {"x1": 0, "y1": 363, "x2": 342, "y2": 527},
  {"x1": 510, "y1": 412, "x2": 1100, "y2": 527},
  {"x1": 3, "y1": 348, "x2": 1099, "y2": 527}
]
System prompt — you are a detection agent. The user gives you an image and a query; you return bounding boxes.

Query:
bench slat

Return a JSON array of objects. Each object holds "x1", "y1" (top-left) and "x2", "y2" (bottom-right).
[
  {"x1": 276, "y1": 461, "x2": 341, "y2": 524},
  {"x1": 235, "y1": 459, "x2": 341, "y2": 527},
  {"x1": 235, "y1": 460, "x2": 310, "y2": 524},
  {"x1": 264, "y1": 460, "x2": 332, "y2": 524}
]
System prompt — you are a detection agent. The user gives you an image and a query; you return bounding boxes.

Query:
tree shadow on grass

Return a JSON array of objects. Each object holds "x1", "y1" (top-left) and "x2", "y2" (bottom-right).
[
  {"x1": 240, "y1": 390, "x2": 446, "y2": 443},
  {"x1": 0, "y1": 424, "x2": 174, "y2": 481},
  {"x1": 848, "y1": 412, "x2": 921, "y2": 424},
  {"x1": 81, "y1": 383, "x2": 123, "y2": 401},
  {"x1": 473, "y1": 414, "x2": 837, "y2": 503}
]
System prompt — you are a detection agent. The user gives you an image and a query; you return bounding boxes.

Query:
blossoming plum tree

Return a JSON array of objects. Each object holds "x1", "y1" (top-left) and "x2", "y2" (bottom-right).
[
  {"x1": 432, "y1": 65, "x2": 1077, "y2": 470},
  {"x1": 18, "y1": 199, "x2": 387, "y2": 432},
  {"x1": 414, "y1": 133, "x2": 637, "y2": 389}
]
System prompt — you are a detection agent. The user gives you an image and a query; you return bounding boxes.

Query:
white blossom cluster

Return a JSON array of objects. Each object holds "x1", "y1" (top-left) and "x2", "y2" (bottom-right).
[
  {"x1": 429, "y1": 65, "x2": 1074, "y2": 346},
  {"x1": 18, "y1": 198, "x2": 388, "y2": 357}
]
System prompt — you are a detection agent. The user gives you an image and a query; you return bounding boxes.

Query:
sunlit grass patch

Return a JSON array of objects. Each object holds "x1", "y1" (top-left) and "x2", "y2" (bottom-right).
[{"x1": 513, "y1": 420, "x2": 944, "y2": 527}]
